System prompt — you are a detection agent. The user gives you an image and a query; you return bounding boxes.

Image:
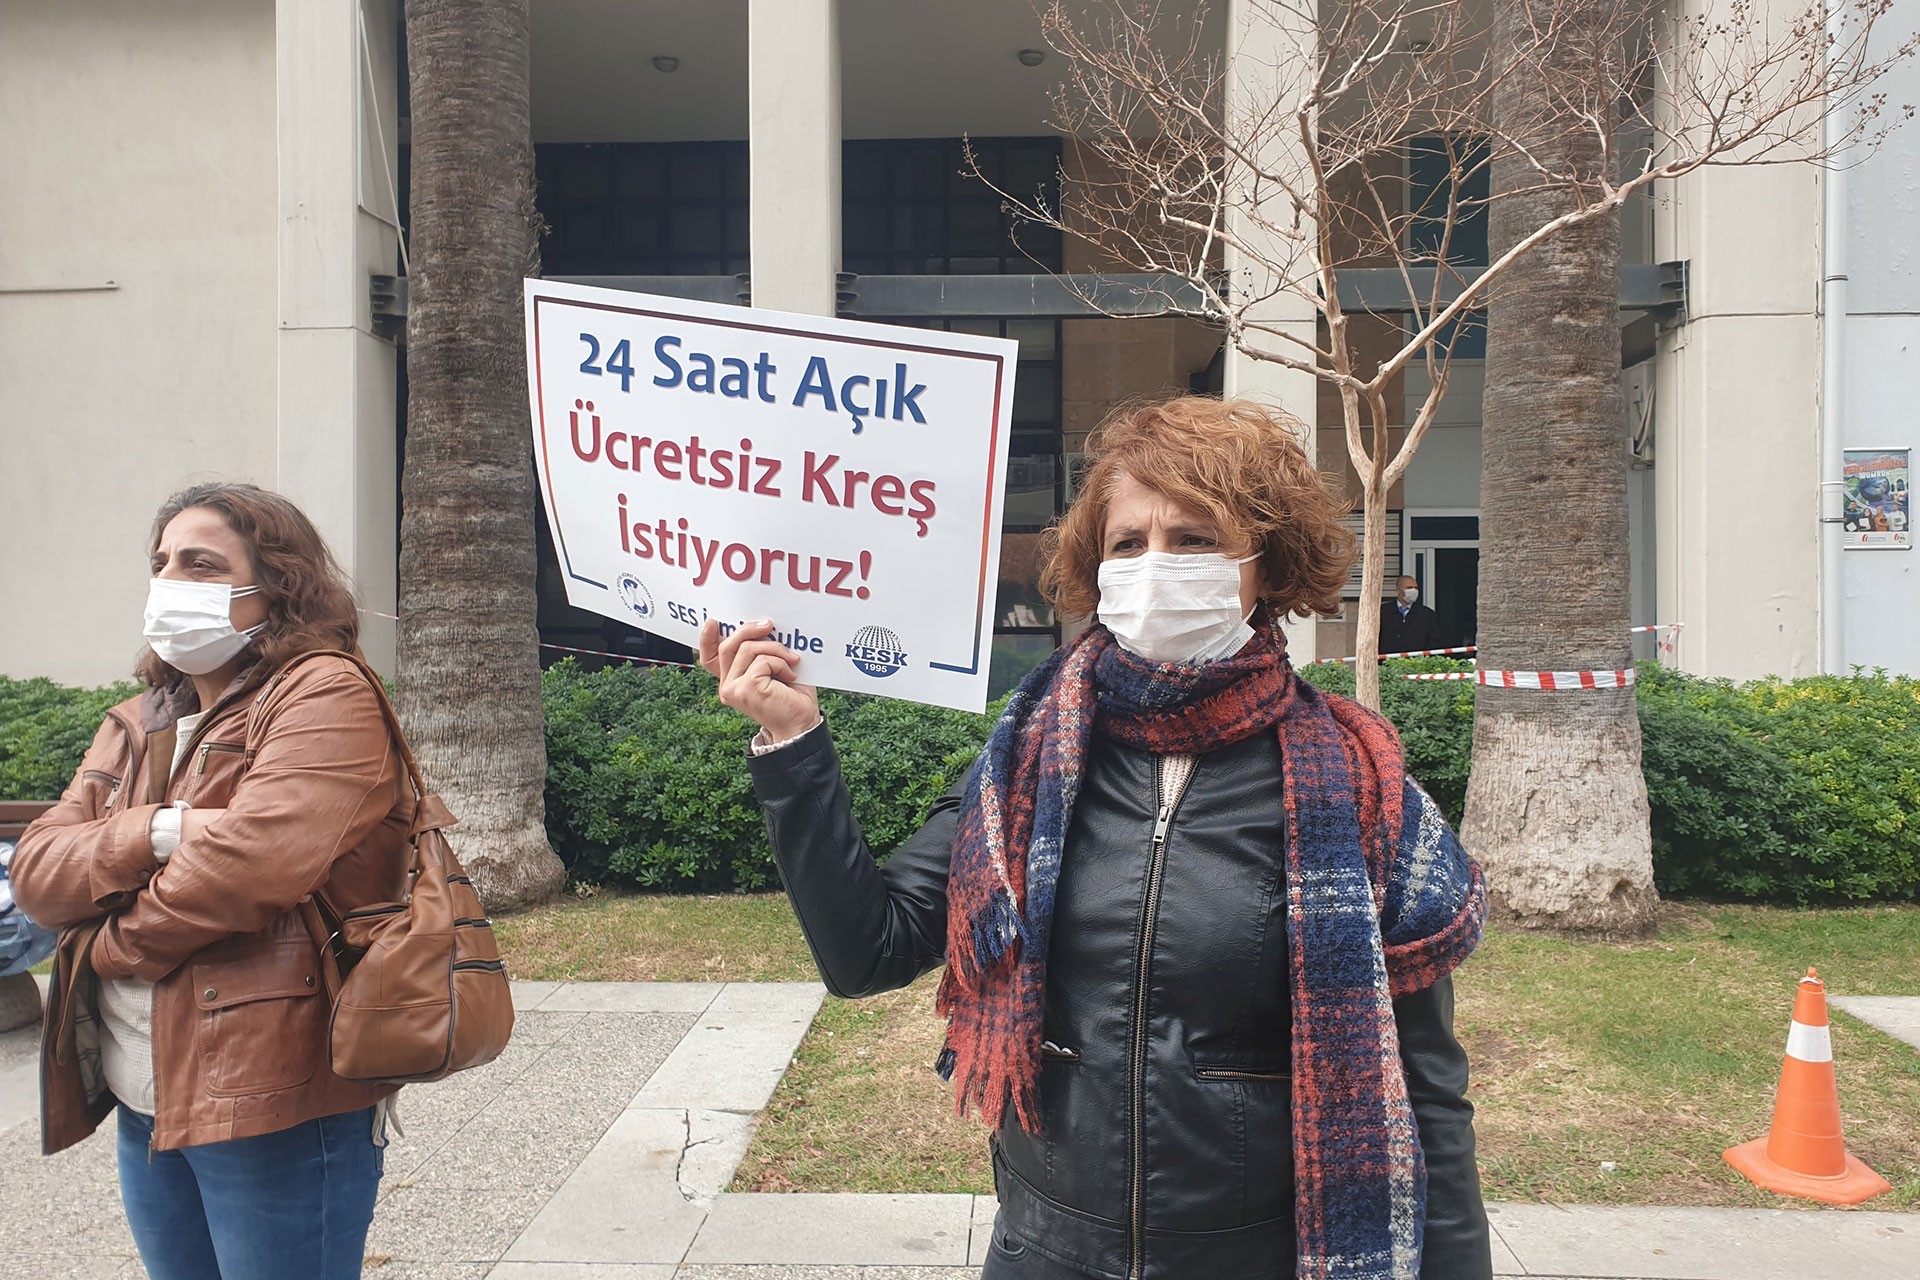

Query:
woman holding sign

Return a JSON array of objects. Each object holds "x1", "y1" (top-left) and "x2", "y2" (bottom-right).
[{"x1": 702, "y1": 397, "x2": 1490, "y2": 1280}]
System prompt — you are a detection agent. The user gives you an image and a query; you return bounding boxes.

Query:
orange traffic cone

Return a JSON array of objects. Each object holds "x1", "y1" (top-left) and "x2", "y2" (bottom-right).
[{"x1": 1724, "y1": 967, "x2": 1891, "y2": 1205}]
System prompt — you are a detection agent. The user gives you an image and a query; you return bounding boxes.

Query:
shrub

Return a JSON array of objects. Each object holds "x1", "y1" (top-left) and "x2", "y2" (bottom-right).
[
  {"x1": 1640, "y1": 667, "x2": 1920, "y2": 903},
  {"x1": 540, "y1": 660, "x2": 999, "y2": 892},
  {"x1": 7, "y1": 659, "x2": 1915, "y2": 903},
  {"x1": 0, "y1": 675, "x2": 140, "y2": 802}
]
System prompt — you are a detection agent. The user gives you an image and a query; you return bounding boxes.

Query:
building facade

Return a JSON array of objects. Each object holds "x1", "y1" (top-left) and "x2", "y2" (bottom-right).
[{"x1": 4, "y1": 0, "x2": 1915, "y2": 690}]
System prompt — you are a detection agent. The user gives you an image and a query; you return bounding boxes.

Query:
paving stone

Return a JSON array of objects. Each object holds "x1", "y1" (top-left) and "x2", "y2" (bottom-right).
[
  {"x1": 377, "y1": 1041, "x2": 558, "y2": 1185},
  {"x1": 1832, "y1": 995, "x2": 1920, "y2": 1052},
  {"x1": 358, "y1": 1264, "x2": 491, "y2": 1280},
  {"x1": 512, "y1": 981, "x2": 563, "y2": 1010},
  {"x1": 674, "y1": 1270, "x2": 982, "y2": 1280},
  {"x1": 967, "y1": 1195, "x2": 998, "y2": 1268},
  {"x1": 1491, "y1": 1202, "x2": 1920, "y2": 1279},
  {"x1": 0, "y1": 1256, "x2": 133, "y2": 1280},
  {"x1": 537, "y1": 982, "x2": 722, "y2": 1013},
  {"x1": 406, "y1": 1086, "x2": 627, "y2": 1196},
  {"x1": 0, "y1": 1023, "x2": 38, "y2": 1069},
  {"x1": 1488, "y1": 1221, "x2": 1526, "y2": 1276},
  {"x1": 0, "y1": 1054, "x2": 39, "y2": 1135},
  {"x1": 679, "y1": 1108, "x2": 757, "y2": 1205},
  {"x1": 510, "y1": 1009, "x2": 593, "y2": 1046},
  {"x1": 366, "y1": 1185, "x2": 545, "y2": 1263},
  {"x1": 488, "y1": 1267, "x2": 679, "y2": 1279},
  {"x1": 685, "y1": 1194, "x2": 975, "y2": 1267},
  {"x1": 0, "y1": 1123, "x2": 134, "y2": 1256},
  {"x1": 631, "y1": 984, "x2": 825, "y2": 1113},
  {"x1": 500, "y1": 1108, "x2": 709, "y2": 1265}
]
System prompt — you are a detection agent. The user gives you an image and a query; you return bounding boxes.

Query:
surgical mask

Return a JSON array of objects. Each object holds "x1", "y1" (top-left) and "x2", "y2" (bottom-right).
[
  {"x1": 1400, "y1": 587, "x2": 1420, "y2": 606},
  {"x1": 1097, "y1": 552, "x2": 1256, "y2": 665},
  {"x1": 144, "y1": 579, "x2": 265, "y2": 675}
]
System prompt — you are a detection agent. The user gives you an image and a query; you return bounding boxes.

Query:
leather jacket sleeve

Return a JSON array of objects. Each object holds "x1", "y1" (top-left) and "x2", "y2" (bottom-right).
[
  {"x1": 11, "y1": 712, "x2": 159, "y2": 930},
  {"x1": 747, "y1": 722, "x2": 964, "y2": 998},
  {"x1": 1395, "y1": 975, "x2": 1493, "y2": 1280},
  {"x1": 88, "y1": 660, "x2": 404, "y2": 983}
]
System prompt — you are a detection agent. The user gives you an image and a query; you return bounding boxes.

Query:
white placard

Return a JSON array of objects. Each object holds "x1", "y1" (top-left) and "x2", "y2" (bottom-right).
[{"x1": 524, "y1": 279, "x2": 1019, "y2": 712}]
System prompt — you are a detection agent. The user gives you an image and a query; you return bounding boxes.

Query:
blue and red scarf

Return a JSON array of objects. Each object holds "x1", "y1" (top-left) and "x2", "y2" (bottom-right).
[{"x1": 936, "y1": 621, "x2": 1486, "y2": 1280}]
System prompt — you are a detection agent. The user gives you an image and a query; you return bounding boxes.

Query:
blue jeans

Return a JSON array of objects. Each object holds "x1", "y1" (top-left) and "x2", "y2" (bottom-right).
[{"x1": 117, "y1": 1106, "x2": 384, "y2": 1280}]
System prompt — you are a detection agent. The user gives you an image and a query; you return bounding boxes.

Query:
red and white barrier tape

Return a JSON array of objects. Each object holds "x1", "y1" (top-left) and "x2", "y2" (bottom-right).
[
  {"x1": 1317, "y1": 623, "x2": 1683, "y2": 667},
  {"x1": 1399, "y1": 668, "x2": 1638, "y2": 687},
  {"x1": 1476, "y1": 667, "x2": 1637, "y2": 690},
  {"x1": 356, "y1": 608, "x2": 699, "y2": 671}
]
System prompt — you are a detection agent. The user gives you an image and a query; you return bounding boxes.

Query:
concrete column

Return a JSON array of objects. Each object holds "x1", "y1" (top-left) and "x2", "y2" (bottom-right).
[
  {"x1": 1222, "y1": 0, "x2": 1320, "y2": 663},
  {"x1": 276, "y1": 0, "x2": 402, "y2": 672},
  {"x1": 747, "y1": 0, "x2": 841, "y2": 316}
]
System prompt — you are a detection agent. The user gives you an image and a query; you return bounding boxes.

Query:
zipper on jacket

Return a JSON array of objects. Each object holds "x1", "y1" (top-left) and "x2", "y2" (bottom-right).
[
  {"x1": 83, "y1": 770, "x2": 124, "y2": 811},
  {"x1": 194, "y1": 741, "x2": 245, "y2": 777},
  {"x1": 1128, "y1": 755, "x2": 1196, "y2": 1280},
  {"x1": 451, "y1": 959, "x2": 505, "y2": 973},
  {"x1": 1195, "y1": 1066, "x2": 1291, "y2": 1083}
]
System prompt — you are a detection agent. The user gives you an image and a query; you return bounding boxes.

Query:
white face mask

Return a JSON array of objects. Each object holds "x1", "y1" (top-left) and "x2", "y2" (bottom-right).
[
  {"x1": 1400, "y1": 587, "x2": 1419, "y2": 606},
  {"x1": 1097, "y1": 551, "x2": 1256, "y2": 665},
  {"x1": 144, "y1": 579, "x2": 264, "y2": 675}
]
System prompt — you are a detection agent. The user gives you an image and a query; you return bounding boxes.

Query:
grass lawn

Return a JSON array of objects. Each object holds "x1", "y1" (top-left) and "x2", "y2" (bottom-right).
[{"x1": 496, "y1": 892, "x2": 1920, "y2": 1208}]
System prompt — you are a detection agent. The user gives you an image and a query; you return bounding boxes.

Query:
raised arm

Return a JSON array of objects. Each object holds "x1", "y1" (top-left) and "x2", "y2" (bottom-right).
[
  {"x1": 749, "y1": 724, "x2": 959, "y2": 997},
  {"x1": 701, "y1": 618, "x2": 955, "y2": 998}
]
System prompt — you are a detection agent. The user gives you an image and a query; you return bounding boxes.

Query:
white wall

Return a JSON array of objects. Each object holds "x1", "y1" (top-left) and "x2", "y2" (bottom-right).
[
  {"x1": 1653, "y1": 157, "x2": 1822, "y2": 680},
  {"x1": 275, "y1": 0, "x2": 403, "y2": 674},
  {"x1": 1399, "y1": 423, "x2": 1482, "y2": 511},
  {"x1": 0, "y1": 0, "x2": 279, "y2": 686},
  {"x1": 1834, "y1": 25, "x2": 1920, "y2": 678}
]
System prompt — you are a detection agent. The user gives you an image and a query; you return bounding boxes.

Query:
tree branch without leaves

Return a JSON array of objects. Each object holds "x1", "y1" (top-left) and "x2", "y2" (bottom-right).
[{"x1": 971, "y1": 0, "x2": 1914, "y2": 709}]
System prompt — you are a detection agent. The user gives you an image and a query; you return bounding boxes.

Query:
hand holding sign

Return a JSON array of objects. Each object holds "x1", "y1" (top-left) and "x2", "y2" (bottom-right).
[{"x1": 698, "y1": 618, "x2": 820, "y2": 742}]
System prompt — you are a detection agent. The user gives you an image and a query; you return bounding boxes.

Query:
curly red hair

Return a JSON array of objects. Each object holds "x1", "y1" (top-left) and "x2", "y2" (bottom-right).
[{"x1": 1041, "y1": 397, "x2": 1355, "y2": 621}]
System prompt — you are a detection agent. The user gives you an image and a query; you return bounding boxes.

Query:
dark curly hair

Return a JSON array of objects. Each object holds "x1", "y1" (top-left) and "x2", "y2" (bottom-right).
[
  {"x1": 136, "y1": 483, "x2": 361, "y2": 691},
  {"x1": 1041, "y1": 396, "x2": 1356, "y2": 622}
]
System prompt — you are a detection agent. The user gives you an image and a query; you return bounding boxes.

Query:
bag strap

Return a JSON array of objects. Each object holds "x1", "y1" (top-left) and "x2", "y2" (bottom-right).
[{"x1": 257, "y1": 649, "x2": 448, "y2": 836}]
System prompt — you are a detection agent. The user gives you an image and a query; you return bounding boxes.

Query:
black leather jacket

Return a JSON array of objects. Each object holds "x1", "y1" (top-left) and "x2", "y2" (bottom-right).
[{"x1": 750, "y1": 722, "x2": 1491, "y2": 1280}]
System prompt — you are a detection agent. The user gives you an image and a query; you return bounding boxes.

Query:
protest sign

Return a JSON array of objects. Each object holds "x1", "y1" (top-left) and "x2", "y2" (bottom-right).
[{"x1": 524, "y1": 279, "x2": 1019, "y2": 712}]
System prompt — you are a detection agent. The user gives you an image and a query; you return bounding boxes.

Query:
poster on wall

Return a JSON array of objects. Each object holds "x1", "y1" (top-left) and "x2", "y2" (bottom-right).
[
  {"x1": 523, "y1": 278, "x2": 1018, "y2": 712},
  {"x1": 1842, "y1": 448, "x2": 1911, "y2": 550}
]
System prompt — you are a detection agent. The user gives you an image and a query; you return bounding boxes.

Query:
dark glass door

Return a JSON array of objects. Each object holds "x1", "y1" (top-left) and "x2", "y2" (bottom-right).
[{"x1": 1434, "y1": 547, "x2": 1479, "y2": 648}]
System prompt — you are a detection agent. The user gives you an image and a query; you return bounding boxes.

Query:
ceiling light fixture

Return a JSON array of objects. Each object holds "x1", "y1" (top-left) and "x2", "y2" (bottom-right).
[
  {"x1": 1018, "y1": 48, "x2": 1047, "y2": 68},
  {"x1": 652, "y1": 55, "x2": 680, "y2": 73}
]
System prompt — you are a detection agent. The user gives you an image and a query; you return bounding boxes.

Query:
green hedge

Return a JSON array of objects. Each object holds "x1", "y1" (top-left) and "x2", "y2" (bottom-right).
[
  {"x1": 5, "y1": 662, "x2": 1916, "y2": 905},
  {"x1": 0, "y1": 676, "x2": 139, "y2": 804},
  {"x1": 541, "y1": 661, "x2": 1000, "y2": 892}
]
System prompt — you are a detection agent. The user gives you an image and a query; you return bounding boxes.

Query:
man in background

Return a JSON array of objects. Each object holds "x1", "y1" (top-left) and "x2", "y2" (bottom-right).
[{"x1": 1380, "y1": 574, "x2": 1444, "y2": 655}]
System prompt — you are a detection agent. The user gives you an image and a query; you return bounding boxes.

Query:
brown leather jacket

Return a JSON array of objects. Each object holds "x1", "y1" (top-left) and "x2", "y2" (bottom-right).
[{"x1": 12, "y1": 653, "x2": 412, "y2": 1154}]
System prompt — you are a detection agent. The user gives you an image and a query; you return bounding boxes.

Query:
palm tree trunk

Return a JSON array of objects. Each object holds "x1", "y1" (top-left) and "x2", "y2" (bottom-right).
[
  {"x1": 1462, "y1": 0, "x2": 1656, "y2": 935},
  {"x1": 399, "y1": 0, "x2": 564, "y2": 911}
]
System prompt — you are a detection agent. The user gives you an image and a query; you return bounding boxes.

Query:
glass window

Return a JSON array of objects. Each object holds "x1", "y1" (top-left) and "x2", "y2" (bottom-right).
[
  {"x1": 1003, "y1": 454, "x2": 1059, "y2": 530},
  {"x1": 989, "y1": 633, "x2": 1059, "y2": 700},
  {"x1": 1408, "y1": 515, "x2": 1480, "y2": 542}
]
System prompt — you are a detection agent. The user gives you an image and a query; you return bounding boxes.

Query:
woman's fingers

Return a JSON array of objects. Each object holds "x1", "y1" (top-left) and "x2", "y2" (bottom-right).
[
  {"x1": 696, "y1": 618, "x2": 725, "y2": 677},
  {"x1": 700, "y1": 618, "x2": 820, "y2": 738}
]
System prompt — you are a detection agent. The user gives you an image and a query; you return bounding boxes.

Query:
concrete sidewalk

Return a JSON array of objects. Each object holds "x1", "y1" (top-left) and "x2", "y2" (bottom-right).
[{"x1": 1, "y1": 981, "x2": 1914, "y2": 1279}]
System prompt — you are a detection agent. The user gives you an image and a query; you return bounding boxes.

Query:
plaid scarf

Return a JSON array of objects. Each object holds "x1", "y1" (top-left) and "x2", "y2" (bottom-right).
[{"x1": 936, "y1": 622, "x2": 1486, "y2": 1280}]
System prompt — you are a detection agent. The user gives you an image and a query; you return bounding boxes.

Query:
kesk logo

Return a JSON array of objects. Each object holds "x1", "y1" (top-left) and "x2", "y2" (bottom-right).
[
  {"x1": 615, "y1": 574, "x2": 655, "y2": 621},
  {"x1": 846, "y1": 625, "x2": 908, "y2": 678}
]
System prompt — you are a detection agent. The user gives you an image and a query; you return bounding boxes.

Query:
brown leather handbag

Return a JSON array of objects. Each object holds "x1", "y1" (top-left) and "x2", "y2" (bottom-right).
[{"x1": 272, "y1": 651, "x2": 516, "y2": 1084}]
